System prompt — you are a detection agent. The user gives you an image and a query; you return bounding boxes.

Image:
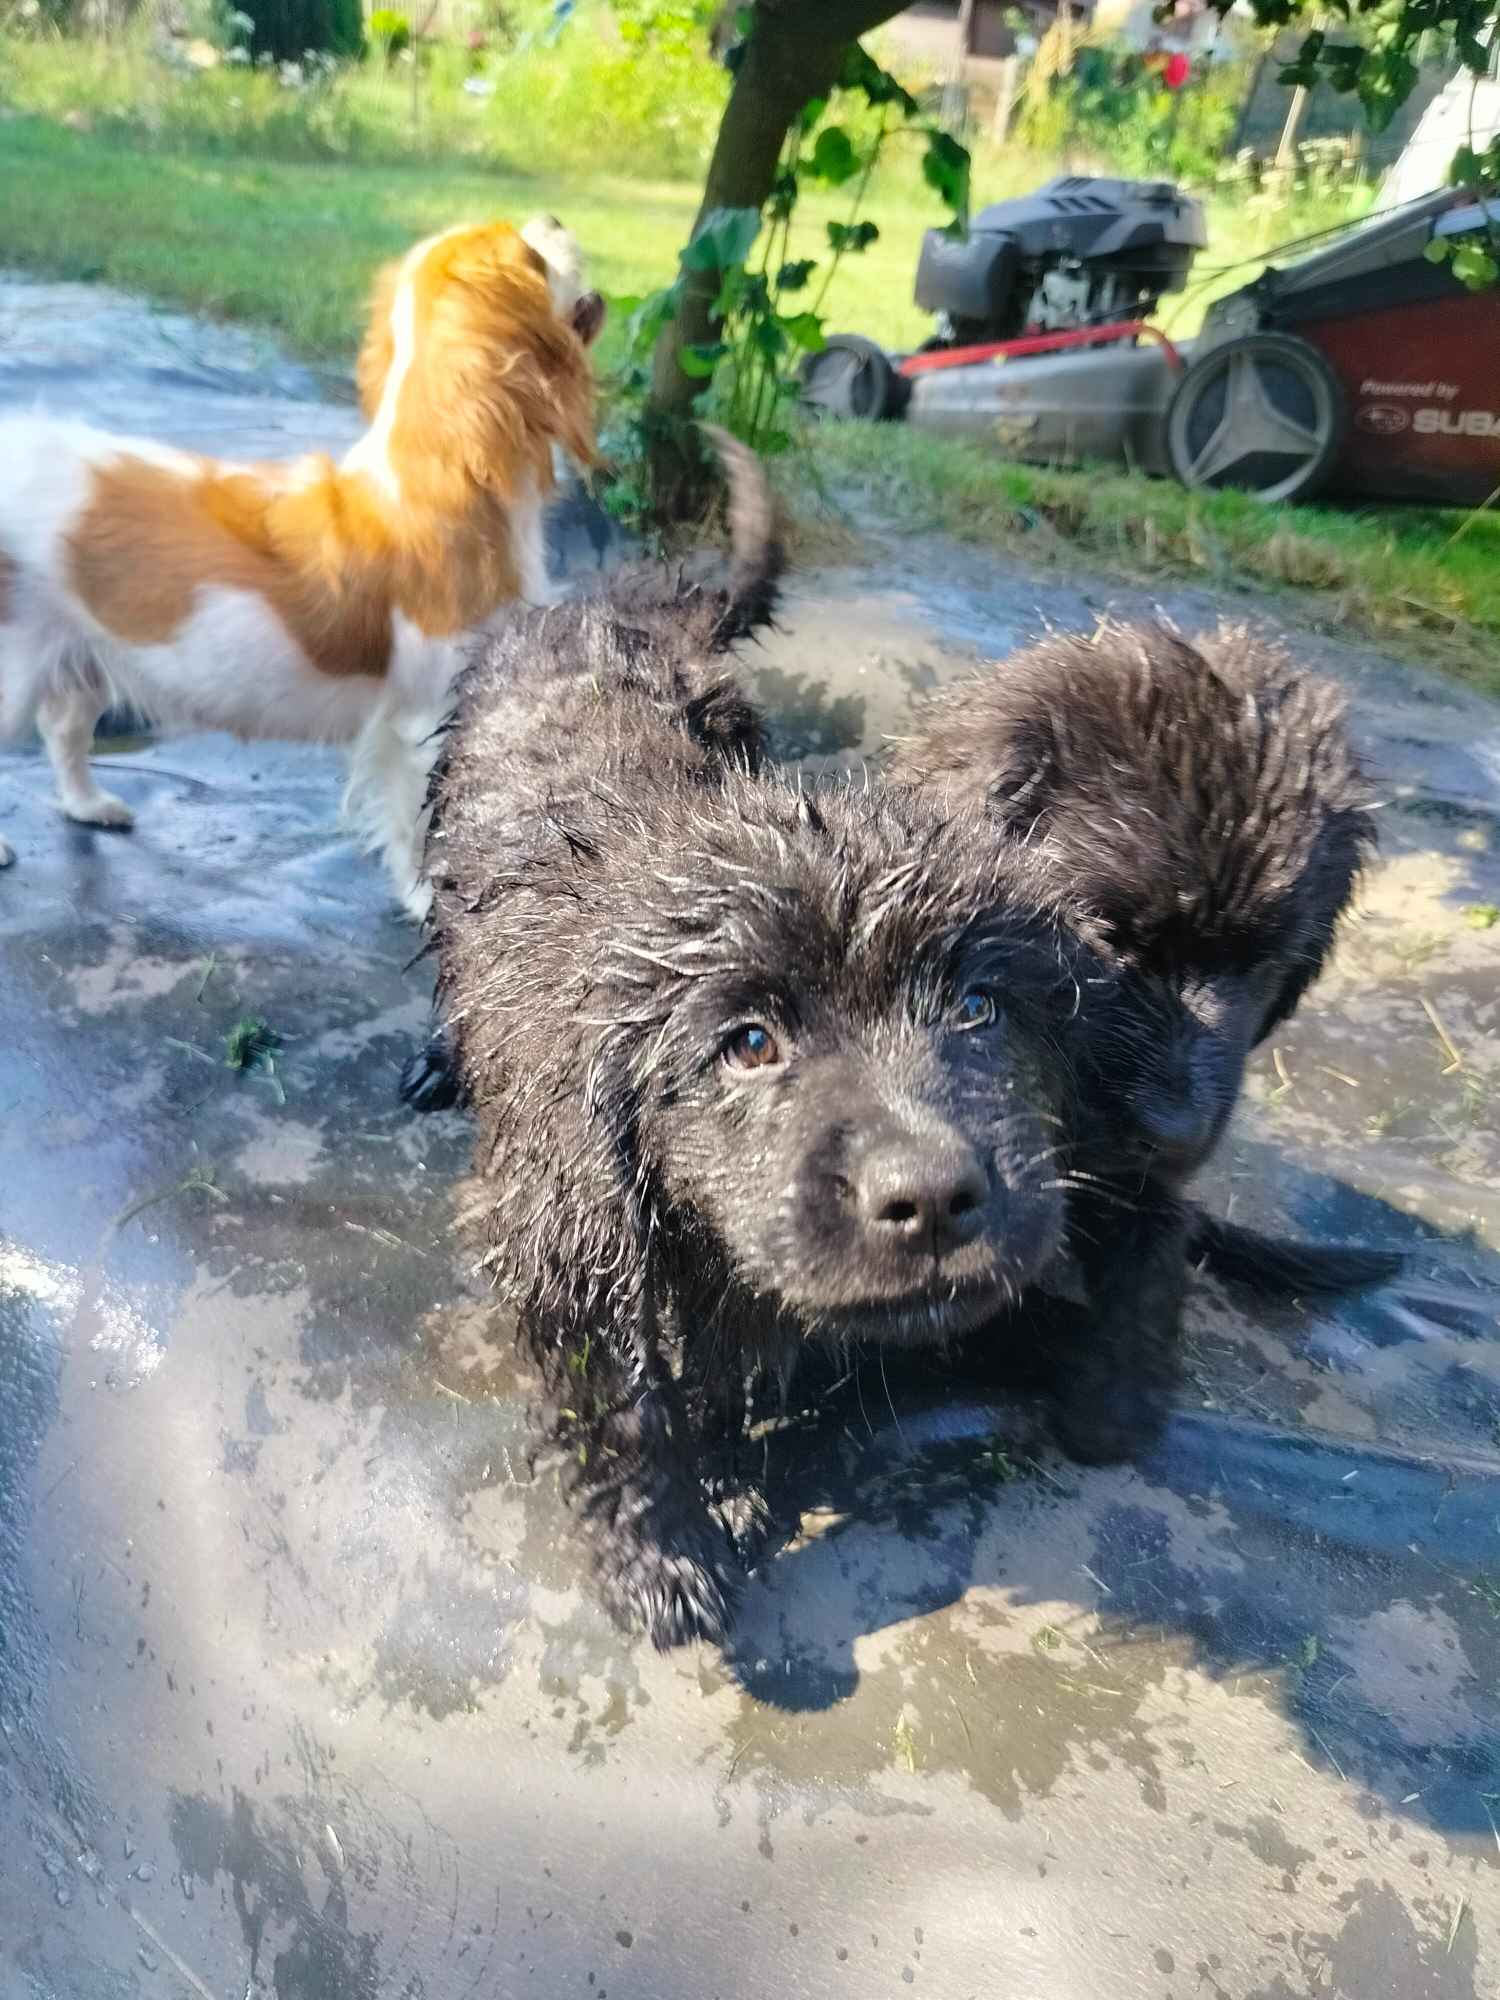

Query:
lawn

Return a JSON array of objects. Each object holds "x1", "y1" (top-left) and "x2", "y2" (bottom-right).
[
  {"x1": 1, "y1": 35, "x2": 1497, "y2": 688},
  {"x1": 0, "y1": 32, "x2": 1361, "y2": 362}
]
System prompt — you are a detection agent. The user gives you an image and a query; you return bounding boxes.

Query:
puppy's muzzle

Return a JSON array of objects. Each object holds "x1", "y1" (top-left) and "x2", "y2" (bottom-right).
[{"x1": 849, "y1": 1133, "x2": 987, "y2": 1259}]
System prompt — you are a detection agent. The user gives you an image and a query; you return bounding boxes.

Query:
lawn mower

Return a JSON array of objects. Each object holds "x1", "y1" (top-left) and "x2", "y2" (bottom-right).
[{"x1": 801, "y1": 174, "x2": 1500, "y2": 507}]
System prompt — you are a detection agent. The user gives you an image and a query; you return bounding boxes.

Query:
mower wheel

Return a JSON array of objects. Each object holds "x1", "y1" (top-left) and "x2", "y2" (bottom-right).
[
  {"x1": 1165, "y1": 332, "x2": 1347, "y2": 504},
  {"x1": 798, "y1": 335, "x2": 903, "y2": 422}
]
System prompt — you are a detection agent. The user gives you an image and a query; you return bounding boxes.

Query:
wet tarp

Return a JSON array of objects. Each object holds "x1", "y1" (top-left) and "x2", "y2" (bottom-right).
[{"x1": 1, "y1": 277, "x2": 1497, "y2": 2000}]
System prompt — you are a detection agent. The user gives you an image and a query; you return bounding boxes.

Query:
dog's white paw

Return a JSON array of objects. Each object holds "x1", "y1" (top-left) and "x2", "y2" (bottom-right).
[
  {"x1": 0, "y1": 837, "x2": 14, "y2": 868},
  {"x1": 402, "y1": 877, "x2": 434, "y2": 925},
  {"x1": 66, "y1": 792, "x2": 134, "y2": 830}
]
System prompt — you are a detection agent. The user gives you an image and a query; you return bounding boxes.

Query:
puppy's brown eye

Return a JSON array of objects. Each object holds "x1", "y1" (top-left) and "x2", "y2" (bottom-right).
[
  {"x1": 954, "y1": 988, "x2": 997, "y2": 1031},
  {"x1": 725, "y1": 1024, "x2": 781, "y2": 1071}
]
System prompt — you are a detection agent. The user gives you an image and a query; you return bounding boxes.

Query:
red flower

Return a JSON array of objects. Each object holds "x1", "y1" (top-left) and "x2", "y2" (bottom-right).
[{"x1": 1163, "y1": 51, "x2": 1191, "y2": 89}]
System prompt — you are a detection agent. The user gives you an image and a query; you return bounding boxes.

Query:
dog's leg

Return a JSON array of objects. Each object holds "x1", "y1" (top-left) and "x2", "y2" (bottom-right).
[
  {"x1": 577, "y1": 1373, "x2": 744, "y2": 1650},
  {"x1": 36, "y1": 684, "x2": 134, "y2": 830},
  {"x1": 690, "y1": 1338, "x2": 779, "y2": 1570},
  {"x1": 378, "y1": 736, "x2": 434, "y2": 923},
  {"x1": 345, "y1": 706, "x2": 438, "y2": 921},
  {"x1": 1047, "y1": 1183, "x2": 1189, "y2": 1466}
]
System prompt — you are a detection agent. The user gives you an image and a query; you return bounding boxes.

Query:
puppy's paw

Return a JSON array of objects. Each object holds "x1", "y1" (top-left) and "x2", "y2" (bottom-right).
[
  {"x1": 400, "y1": 1038, "x2": 464, "y2": 1113},
  {"x1": 1050, "y1": 1384, "x2": 1169, "y2": 1467},
  {"x1": 706, "y1": 1483, "x2": 779, "y2": 1569},
  {"x1": 601, "y1": 1535, "x2": 742, "y2": 1651},
  {"x1": 402, "y1": 878, "x2": 434, "y2": 925},
  {"x1": 66, "y1": 792, "x2": 134, "y2": 830}
]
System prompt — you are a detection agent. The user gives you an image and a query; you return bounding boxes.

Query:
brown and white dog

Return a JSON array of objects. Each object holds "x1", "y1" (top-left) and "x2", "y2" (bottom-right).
[{"x1": 0, "y1": 215, "x2": 604, "y2": 916}]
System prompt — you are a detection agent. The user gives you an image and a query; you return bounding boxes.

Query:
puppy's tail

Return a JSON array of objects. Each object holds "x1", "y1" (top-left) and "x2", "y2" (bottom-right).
[
  {"x1": 1189, "y1": 1209, "x2": 1404, "y2": 1298},
  {"x1": 700, "y1": 423, "x2": 785, "y2": 648}
]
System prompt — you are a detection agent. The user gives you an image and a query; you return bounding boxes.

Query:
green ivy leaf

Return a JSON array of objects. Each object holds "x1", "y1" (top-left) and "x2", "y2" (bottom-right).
[
  {"x1": 1320, "y1": 43, "x2": 1364, "y2": 92},
  {"x1": 836, "y1": 41, "x2": 917, "y2": 115},
  {"x1": 767, "y1": 167, "x2": 799, "y2": 221},
  {"x1": 1357, "y1": 49, "x2": 1417, "y2": 134},
  {"x1": 1451, "y1": 241, "x2": 1500, "y2": 289},
  {"x1": 1423, "y1": 236, "x2": 1453, "y2": 264},
  {"x1": 711, "y1": 264, "x2": 746, "y2": 321},
  {"x1": 922, "y1": 128, "x2": 971, "y2": 215},
  {"x1": 1449, "y1": 143, "x2": 1483, "y2": 186},
  {"x1": 681, "y1": 207, "x2": 763, "y2": 273},
  {"x1": 626, "y1": 280, "x2": 683, "y2": 358},
  {"x1": 808, "y1": 126, "x2": 860, "y2": 186},
  {"x1": 679, "y1": 341, "x2": 728, "y2": 378},
  {"x1": 777, "y1": 258, "x2": 817, "y2": 293},
  {"x1": 799, "y1": 95, "x2": 828, "y2": 133},
  {"x1": 600, "y1": 478, "x2": 645, "y2": 522},
  {"x1": 827, "y1": 218, "x2": 879, "y2": 255},
  {"x1": 1276, "y1": 26, "x2": 1323, "y2": 86},
  {"x1": 781, "y1": 311, "x2": 826, "y2": 352},
  {"x1": 751, "y1": 317, "x2": 788, "y2": 361}
]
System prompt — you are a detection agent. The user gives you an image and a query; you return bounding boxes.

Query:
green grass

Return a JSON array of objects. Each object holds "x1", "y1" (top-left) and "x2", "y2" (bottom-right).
[
  {"x1": 0, "y1": 31, "x2": 1362, "y2": 360},
  {"x1": 0, "y1": 106, "x2": 957, "y2": 355},
  {"x1": 0, "y1": 14, "x2": 730, "y2": 177}
]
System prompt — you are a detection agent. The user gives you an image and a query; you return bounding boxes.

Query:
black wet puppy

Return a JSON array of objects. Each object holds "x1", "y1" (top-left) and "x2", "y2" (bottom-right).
[
  {"x1": 890, "y1": 619, "x2": 1392, "y2": 1461},
  {"x1": 419, "y1": 446, "x2": 1092, "y2": 1646}
]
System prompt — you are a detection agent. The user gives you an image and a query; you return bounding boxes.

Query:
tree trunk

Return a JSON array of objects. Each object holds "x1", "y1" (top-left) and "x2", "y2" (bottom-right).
[{"x1": 646, "y1": 0, "x2": 909, "y2": 518}]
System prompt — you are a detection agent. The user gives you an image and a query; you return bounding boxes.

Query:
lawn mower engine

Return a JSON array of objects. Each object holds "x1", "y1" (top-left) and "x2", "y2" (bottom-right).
[
  {"x1": 913, "y1": 175, "x2": 1205, "y2": 346},
  {"x1": 803, "y1": 176, "x2": 1205, "y2": 464}
]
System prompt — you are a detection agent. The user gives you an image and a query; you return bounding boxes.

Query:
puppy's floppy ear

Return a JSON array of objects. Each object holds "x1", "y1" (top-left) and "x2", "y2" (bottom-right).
[{"x1": 974, "y1": 710, "x2": 1065, "y2": 837}]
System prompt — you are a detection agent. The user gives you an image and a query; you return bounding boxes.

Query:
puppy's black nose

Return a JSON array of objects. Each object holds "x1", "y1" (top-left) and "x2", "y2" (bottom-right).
[{"x1": 856, "y1": 1140, "x2": 986, "y2": 1254}]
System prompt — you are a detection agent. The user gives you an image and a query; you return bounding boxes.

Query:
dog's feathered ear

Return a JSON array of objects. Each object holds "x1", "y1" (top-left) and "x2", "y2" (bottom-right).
[{"x1": 396, "y1": 223, "x2": 599, "y2": 498}]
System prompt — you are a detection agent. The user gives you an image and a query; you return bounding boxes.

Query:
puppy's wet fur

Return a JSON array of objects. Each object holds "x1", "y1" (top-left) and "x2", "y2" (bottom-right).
[
  {"x1": 891, "y1": 619, "x2": 1397, "y2": 1461},
  {"x1": 418, "y1": 438, "x2": 1098, "y2": 1646}
]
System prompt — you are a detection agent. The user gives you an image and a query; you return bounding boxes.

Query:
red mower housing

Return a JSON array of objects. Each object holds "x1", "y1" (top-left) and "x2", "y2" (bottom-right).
[{"x1": 1172, "y1": 188, "x2": 1500, "y2": 506}]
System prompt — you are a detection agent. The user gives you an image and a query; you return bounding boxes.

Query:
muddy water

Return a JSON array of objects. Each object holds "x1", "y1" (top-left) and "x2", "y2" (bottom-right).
[{"x1": 1, "y1": 275, "x2": 1497, "y2": 2000}]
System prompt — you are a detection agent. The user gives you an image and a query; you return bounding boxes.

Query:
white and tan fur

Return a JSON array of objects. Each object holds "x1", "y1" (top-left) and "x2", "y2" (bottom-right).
[{"x1": 0, "y1": 215, "x2": 602, "y2": 917}]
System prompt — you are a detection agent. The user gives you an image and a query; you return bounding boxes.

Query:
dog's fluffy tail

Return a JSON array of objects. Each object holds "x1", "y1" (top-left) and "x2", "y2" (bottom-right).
[
  {"x1": 1189, "y1": 1209, "x2": 1403, "y2": 1297},
  {"x1": 700, "y1": 423, "x2": 785, "y2": 648}
]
